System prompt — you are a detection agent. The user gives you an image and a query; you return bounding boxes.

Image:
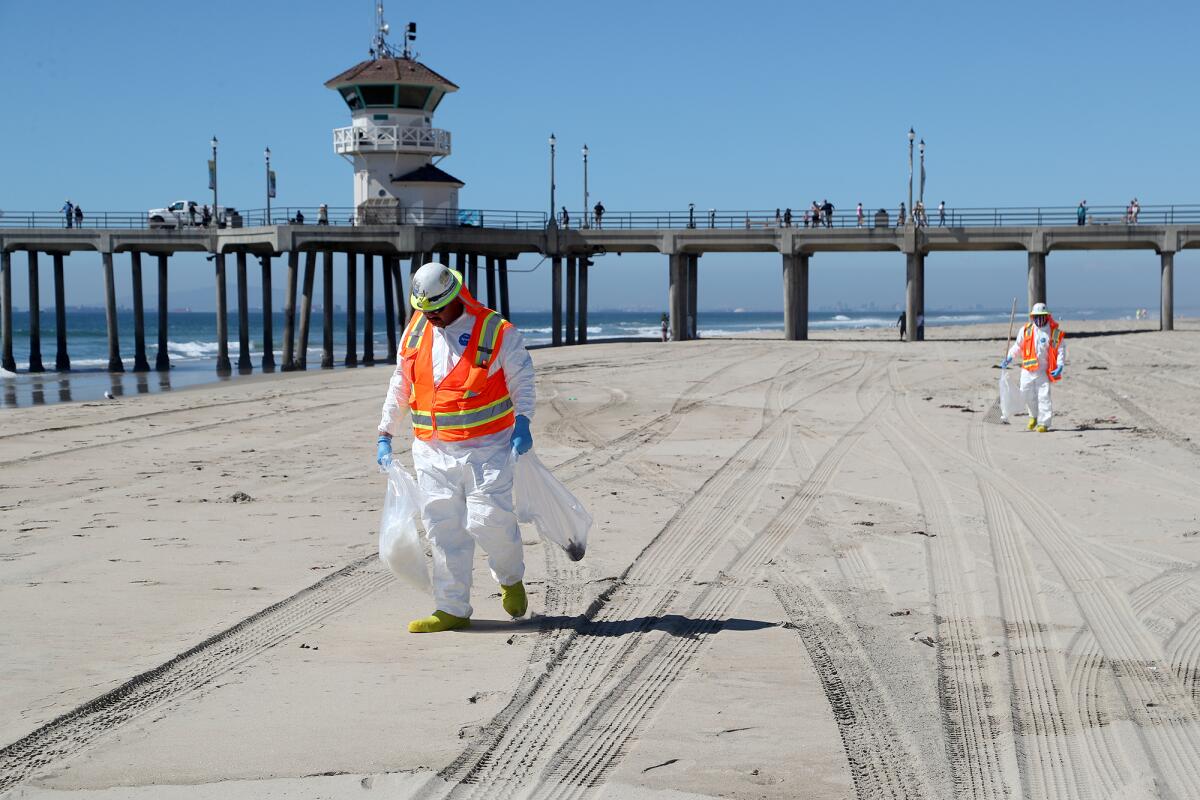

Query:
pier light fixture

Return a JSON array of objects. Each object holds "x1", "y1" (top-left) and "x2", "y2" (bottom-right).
[
  {"x1": 906, "y1": 128, "x2": 915, "y2": 226},
  {"x1": 582, "y1": 144, "x2": 589, "y2": 229},
  {"x1": 264, "y1": 147, "x2": 272, "y2": 224},
  {"x1": 210, "y1": 136, "x2": 219, "y2": 228},
  {"x1": 549, "y1": 133, "x2": 557, "y2": 226},
  {"x1": 918, "y1": 139, "x2": 925, "y2": 207}
]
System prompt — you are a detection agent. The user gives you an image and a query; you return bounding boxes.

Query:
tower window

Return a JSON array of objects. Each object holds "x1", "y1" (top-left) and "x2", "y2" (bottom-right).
[
  {"x1": 340, "y1": 87, "x2": 363, "y2": 110},
  {"x1": 360, "y1": 85, "x2": 397, "y2": 107},
  {"x1": 396, "y1": 86, "x2": 432, "y2": 109}
]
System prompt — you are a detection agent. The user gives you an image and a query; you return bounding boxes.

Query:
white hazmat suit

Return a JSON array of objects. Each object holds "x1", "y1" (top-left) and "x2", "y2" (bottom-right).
[
  {"x1": 1005, "y1": 318, "x2": 1065, "y2": 428},
  {"x1": 379, "y1": 308, "x2": 535, "y2": 619}
]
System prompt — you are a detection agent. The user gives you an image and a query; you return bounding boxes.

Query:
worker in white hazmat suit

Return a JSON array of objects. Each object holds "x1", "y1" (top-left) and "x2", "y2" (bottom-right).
[
  {"x1": 1001, "y1": 302, "x2": 1065, "y2": 432},
  {"x1": 377, "y1": 262, "x2": 536, "y2": 633}
]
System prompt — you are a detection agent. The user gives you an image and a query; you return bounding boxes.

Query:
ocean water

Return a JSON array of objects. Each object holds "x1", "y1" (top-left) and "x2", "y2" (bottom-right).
[{"x1": 0, "y1": 307, "x2": 1153, "y2": 408}]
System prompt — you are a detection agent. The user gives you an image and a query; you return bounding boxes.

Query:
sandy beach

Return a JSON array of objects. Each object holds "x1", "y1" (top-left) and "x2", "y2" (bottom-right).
[{"x1": 3, "y1": 318, "x2": 1200, "y2": 799}]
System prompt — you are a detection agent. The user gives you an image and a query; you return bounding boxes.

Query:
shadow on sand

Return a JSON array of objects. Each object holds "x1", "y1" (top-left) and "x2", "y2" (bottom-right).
[{"x1": 456, "y1": 613, "x2": 778, "y2": 637}]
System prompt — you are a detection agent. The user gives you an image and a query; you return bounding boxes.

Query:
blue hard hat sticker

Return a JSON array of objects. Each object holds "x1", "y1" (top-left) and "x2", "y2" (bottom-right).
[{"x1": 458, "y1": 332, "x2": 471, "y2": 347}]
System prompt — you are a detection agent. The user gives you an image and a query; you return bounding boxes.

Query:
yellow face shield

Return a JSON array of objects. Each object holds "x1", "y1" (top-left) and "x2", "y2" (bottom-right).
[{"x1": 411, "y1": 268, "x2": 464, "y2": 312}]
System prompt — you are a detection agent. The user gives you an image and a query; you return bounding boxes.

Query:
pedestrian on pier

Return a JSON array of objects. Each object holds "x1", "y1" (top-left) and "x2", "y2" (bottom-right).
[
  {"x1": 708, "y1": 208, "x2": 715, "y2": 228},
  {"x1": 202, "y1": 205, "x2": 212, "y2": 227},
  {"x1": 1077, "y1": 201, "x2": 1087, "y2": 226},
  {"x1": 783, "y1": 208, "x2": 792, "y2": 227},
  {"x1": 318, "y1": 203, "x2": 329, "y2": 225},
  {"x1": 188, "y1": 201, "x2": 197, "y2": 226},
  {"x1": 897, "y1": 202, "x2": 906, "y2": 227},
  {"x1": 914, "y1": 200, "x2": 926, "y2": 227},
  {"x1": 822, "y1": 199, "x2": 834, "y2": 228},
  {"x1": 377, "y1": 261, "x2": 537, "y2": 633},
  {"x1": 856, "y1": 203, "x2": 864, "y2": 228},
  {"x1": 775, "y1": 208, "x2": 782, "y2": 227},
  {"x1": 811, "y1": 201, "x2": 821, "y2": 228},
  {"x1": 1129, "y1": 198, "x2": 1140, "y2": 224},
  {"x1": 1000, "y1": 303, "x2": 1065, "y2": 432},
  {"x1": 560, "y1": 207, "x2": 569, "y2": 228},
  {"x1": 74, "y1": 205, "x2": 84, "y2": 229},
  {"x1": 294, "y1": 209, "x2": 305, "y2": 224},
  {"x1": 938, "y1": 201, "x2": 946, "y2": 226},
  {"x1": 62, "y1": 200, "x2": 74, "y2": 229},
  {"x1": 594, "y1": 201, "x2": 605, "y2": 229}
]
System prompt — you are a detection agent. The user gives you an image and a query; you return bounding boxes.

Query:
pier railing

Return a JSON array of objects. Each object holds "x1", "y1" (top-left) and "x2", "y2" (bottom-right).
[{"x1": 4, "y1": 204, "x2": 1199, "y2": 231}]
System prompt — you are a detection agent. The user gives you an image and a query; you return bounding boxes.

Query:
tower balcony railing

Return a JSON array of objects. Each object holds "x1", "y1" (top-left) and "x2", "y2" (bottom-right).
[{"x1": 332, "y1": 125, "x2": 451, "y2": 156}]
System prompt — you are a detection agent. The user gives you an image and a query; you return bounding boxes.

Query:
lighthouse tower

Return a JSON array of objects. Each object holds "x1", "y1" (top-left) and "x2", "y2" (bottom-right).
[{"x1": 325, "y1": 5, "x2": 463, "y2": 225}]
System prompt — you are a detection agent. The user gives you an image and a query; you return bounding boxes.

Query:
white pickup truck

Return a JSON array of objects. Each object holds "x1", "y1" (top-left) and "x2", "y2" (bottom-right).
[{"x1": 147, "y1": 200, "x2": 227, "y2": 229}]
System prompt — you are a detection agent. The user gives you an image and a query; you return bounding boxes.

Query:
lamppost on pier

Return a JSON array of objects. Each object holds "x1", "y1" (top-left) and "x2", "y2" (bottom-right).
[
  {"x1": 907, "y1": 127, "x2": 914, "y2": 227},
  {"x1": 549, "y1": 133, "x2": 557, "y2": 227},
  {"x1": 918, "y1": 138, "x2": 926, "y2": 208},
  {"x1": 265, "y1": 147, "x2": 272, "y2": 225},
  {"x1": 210, "y1": 136, "x2": 219, "y2": 228},
  {"x1": 582, "y1": 143, "x2": 589, "y2": 229}
]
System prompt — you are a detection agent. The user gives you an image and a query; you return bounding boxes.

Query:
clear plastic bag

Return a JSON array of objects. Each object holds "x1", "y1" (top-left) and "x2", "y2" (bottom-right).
[
  {"x1": 378, "y1": 461, "x2": 432, "y2": 593},
  {"x1": 998, "y1": 367, "x2": 1024, "y2": 423},
  {"x1": 513, "y1": 450, "x2": 590, "y2": 561}
]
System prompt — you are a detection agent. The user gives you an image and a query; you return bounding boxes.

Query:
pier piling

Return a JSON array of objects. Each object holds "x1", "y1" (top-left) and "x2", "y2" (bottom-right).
[
  {"x1": 155, "y1": 255, "x2": 169, "y2": 371},
  {"x1": 486, "y1": 256, "x2": 497, "y2": 309},
  {"x1": 322, "y1": 251, "x2": 334, "y2": 369},
  {"x1": 236, "y1": 251, "x2": 251, "y2": 372},
  {"x1": 298, "y1": 251, "x2": 316, "y2": 370},
  {"x1": 102, "y1": 251, "x2": 124, "y2": 372},
  {"x1": 363, "y1": 254, "x2": 375, "y2": 366},
  {"x1": 566, "y1": 256, "x2": 577, "y2": 345},
  {"x1": 214, "y1": 252, "x2": 231, "y2": 373},
  {"x1": 282, "y1": 251, "x2": 298, "y2": 370},
  {"x1": 1161, "y1": 252, "x2": 1174, "y2": 331},
  {"x1": 130, "y1": 252, "x2": 150, "y2": 372},
  {"x1": 1, "y1": 250, "x2": 14, "y2": 372},
  {"x1": 905, "y1": 252, "x2": 925, "y2": 342},
  {"x1": 551, "y1": 256, "x2": 562, "y2": 347},
  {"x1": 783, "y1": 253, "x2": 809, "y2": 340},
  {"x1": 391, "y1": 255, "x2": 407, "y2": 329},
  {"x1": 578, "y1": 257, "x2": 588, "y2": 343},
  {"x1": 260, "y1": 254, "x2": 275, "y2": 371},
  {"x1": 668, "y1": 252, "x2": 686, "y2": 342},
  {"x1": 468, "y1": 254, "x2": 479, "y2": 296},
  {"x1": 27, "y1": 252, "x2": 44, "y2": 372},
  {"x1": 498, "y1": 258, "x2": 511, "y2": 320},
  {"x1": 382, "y1": 256, "x2": 396, "y2": 363},
  {"x1": 687, "y1": 254, "x2": 698, "y2": 339},
  {"x1": 1027, "y1": 251, "x2": 1046, "y2": 310},
  {"x1": 53, "y1": 254, "x2": 69, "y2": 371},
  {"x1": 345, "y1": 251, "x2": 358, "y2": 367}
]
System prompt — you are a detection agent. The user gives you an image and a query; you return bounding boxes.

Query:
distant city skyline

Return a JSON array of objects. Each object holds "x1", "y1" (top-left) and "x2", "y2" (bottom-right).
[{"x1": 0, "y1": 1, "x2": 1196, "y2": 315}]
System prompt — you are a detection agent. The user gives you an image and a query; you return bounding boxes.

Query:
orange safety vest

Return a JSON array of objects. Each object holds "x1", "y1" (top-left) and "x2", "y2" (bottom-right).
[
  {"x1": 399, "y1": 289, "x2": 515, "y2": 442},
  {"x1": 1020, "y1": 319, "x2": 1065, "y2": 382}
]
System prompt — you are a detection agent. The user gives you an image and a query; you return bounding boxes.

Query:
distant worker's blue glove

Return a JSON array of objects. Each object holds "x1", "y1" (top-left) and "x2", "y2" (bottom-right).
[
  {"x1": 376, "y1": 434, "x2": 393, "y2": 466},
  {"x1": 1000, "y1": 356, "x2": 1012, "y2": 369},
  {"x1": 1050, "y1": 365, "x2": 1063, "y2": 379},
  {"x1": 511, "y1": 415, "x2": 533, "y2": 456}
]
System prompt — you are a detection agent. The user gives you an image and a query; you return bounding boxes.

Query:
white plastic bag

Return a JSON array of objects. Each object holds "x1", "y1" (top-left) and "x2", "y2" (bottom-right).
[
  {"x1": 513, "y1": 450, "x2": 591, "y2": 561},
  {"x1": 998, "y1": 367, "x2": 1024, "y2": 423},
  {"x1": 378, "y1": 461, "x2": 431, "y2": 593}
]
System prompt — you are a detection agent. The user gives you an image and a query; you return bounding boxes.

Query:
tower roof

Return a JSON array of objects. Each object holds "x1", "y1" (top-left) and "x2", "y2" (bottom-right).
[
  {"x1": 325, "y1": 57, "x2": 458, "y2": 91},
  {"x1": 391, "y1": 164, "x2": 465, "y2": 186}
]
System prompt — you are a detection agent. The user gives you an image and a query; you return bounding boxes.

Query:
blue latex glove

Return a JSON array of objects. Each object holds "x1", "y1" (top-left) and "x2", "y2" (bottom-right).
[
  {"x1": 511, "y1": 415, "x2": 533, "y2": 456},
  {"x1": 376, "y1": 435, "x2": 392, "y2": 466},
  {"x1": 1050, "y1": 365, "x2": 1063, "y2": 379},
  {"x1": 1000, "y1": 356, "x2": 1012, "y2": 369}
]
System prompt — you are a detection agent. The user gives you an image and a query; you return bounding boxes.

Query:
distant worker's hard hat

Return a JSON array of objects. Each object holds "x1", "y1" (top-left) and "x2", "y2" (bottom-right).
[
  {"x1": 1030, "y1": 302, "x2": 1050, "y2": 317},
  {"x1": 410, "y1": 262, "x2": 463, "y2": 312}
]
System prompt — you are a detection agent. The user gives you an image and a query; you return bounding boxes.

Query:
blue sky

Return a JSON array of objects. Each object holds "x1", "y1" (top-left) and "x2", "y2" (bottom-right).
[{"x1": 1, "y1": 0, "x2": 1197, "y2": 313}]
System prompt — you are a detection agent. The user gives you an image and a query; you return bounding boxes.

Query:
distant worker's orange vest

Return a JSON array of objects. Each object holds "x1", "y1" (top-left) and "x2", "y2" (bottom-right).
[
  {"x1": 1020, "y1": 319, "x2": 1064, "y2": 382},
  {"x1": 399, "y1": 289, "x2": 514, "y2": 442}
]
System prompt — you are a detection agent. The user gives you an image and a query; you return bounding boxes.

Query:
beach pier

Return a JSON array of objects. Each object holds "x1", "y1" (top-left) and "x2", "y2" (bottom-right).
[{"x1": 53, "y1": 253, "x2": 69, "y2": 371}]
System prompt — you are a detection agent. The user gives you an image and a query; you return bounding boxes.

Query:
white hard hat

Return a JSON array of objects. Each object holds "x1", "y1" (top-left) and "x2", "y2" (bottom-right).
[
  {"x1": 1030, "y1": 302, "x2": 1049, "y2": 317},
  {"x1": 410, "y1": 262, "x2": 463, "y2": 312}
]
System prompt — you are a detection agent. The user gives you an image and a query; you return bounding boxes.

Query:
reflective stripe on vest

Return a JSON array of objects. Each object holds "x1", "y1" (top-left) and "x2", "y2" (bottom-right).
[
  {"x1": 473, "y1": 312, "x2": 504, "y2": 368},
  {"x1": 405, "y1": 316, "x2": 429, "y2": 351},
  {"x1": 413, "y1": 395, "x2": 514, "y2": 432}
]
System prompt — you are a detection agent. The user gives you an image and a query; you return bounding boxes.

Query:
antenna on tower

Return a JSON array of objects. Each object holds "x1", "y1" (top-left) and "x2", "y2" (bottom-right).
[
  {"x1": 371, "y1": 2, "x2": 397, "y2": 59},
  {"x1": 402, "y1": 21, "x2": 417, "y2": 59}
]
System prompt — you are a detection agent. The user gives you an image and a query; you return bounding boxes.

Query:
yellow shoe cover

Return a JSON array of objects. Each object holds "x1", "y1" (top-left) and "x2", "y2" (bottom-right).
[
  {"x1": 1027, "y1": 418, "x2": 1038, "y2": 431},
  {"x1": 1036, "y1": 425, "x2": 1048, "y2": 433},
  {"x1": 408, "y1": 610, "x2": 471, "y2": 633},
  {"x1": 501, "y1": 582, "x2": 528, "y2": 618}
]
